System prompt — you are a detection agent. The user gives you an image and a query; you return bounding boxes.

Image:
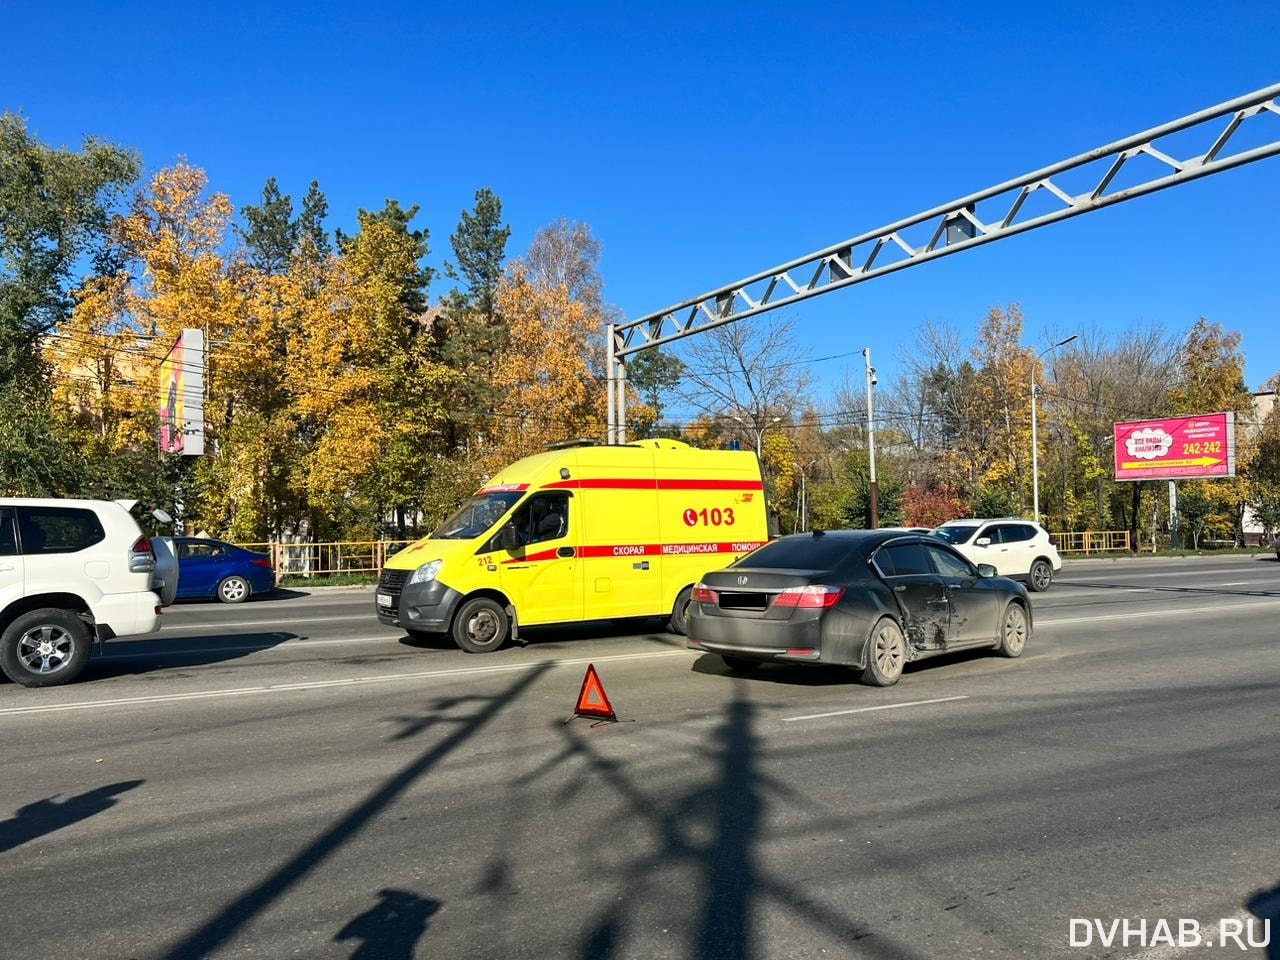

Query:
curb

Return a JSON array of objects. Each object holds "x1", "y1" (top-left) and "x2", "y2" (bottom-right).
[
  {"x1": 1064, "y1": 552, "x2": 1274, "y2": 565},
  {"x1": 275, "y1": 583, "x2": 377, "y2": 593}
]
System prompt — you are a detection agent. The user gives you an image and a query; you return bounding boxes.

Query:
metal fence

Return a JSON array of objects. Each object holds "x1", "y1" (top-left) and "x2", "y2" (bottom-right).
[
  {"x1": 234, "y1": 530, "x2": 1135, "y2": 579},
  {"x1": 237, "y1": 540, "x2": 414, "y2": 578},
  {"x1": 1050, "y1": 531, "x2": 1131, "y2": 554}
]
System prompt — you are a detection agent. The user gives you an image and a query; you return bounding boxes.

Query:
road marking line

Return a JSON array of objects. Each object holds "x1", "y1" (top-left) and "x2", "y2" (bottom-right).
[
  {"x1": 1060, "y1": 567, "x2": 1257, "y2": 580},
  {"x1": 782, "y1": 695, "x2": 970, "y2": 723},
  {"x1": 161, "y1": 614, "x2": 372, "y2": 630},
  {"x1": 1039, "y1": 598, "x2": 1280, "y2": 627},
  {"x1": 0, "y1": 650, "x2": 688, "y2": 717},
  {"x1": 1046, "y1": 586, "x2": 1156, "y2": 596}
]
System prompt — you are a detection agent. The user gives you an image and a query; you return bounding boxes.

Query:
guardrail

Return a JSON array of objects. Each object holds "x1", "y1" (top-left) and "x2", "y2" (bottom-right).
[{"x1": 1050, "y1": 531, "x2": 1131, "y2": 554}]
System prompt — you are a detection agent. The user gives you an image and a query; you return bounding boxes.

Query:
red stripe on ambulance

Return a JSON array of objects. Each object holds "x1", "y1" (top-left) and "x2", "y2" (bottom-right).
[
  {"x1": 501, "y1": 548, "x2": 560, "y2": 564},
  {"x1": 567, "y1": 542, "x2": 767, "y2": 559},
  {"x1": 477, "y1": 483, "x2": 530, "y2": 494},
  {"x1": 544, "y1": 478, "x2": 763, "y2": 491}
]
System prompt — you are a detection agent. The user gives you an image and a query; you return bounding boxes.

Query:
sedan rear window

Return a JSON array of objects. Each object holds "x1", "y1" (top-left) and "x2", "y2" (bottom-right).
[
  {"x1": 879, "y1": 542, "x2": 933, "y2": 576},
  {"x1": 737, "y1": 537, "x2": 858, "y2": 570}
]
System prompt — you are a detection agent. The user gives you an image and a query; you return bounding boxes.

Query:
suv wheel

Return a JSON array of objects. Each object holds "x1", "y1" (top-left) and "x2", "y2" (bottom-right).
[
  {"x1": 0, "y1": 609, "x2": 92, "y2": 688},
  {"x1": 1028, "y1": 559, "x2": 1053, "y2": 592}
]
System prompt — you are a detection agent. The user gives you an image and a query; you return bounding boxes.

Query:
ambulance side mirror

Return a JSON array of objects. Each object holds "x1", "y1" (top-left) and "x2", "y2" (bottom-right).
[{"x1": 497, "y1": 523, "x2": 521, "y2": 551}]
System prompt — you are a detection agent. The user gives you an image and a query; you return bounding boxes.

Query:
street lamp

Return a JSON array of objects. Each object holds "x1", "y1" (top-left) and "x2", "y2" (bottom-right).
[
  {"x1": 1031, "y1": 335, "x2": 1077, "y2": 525},
  {"x1": 863, "y1": 348, "x2": 879, "y2": 529},
  {"x1": 729, "y1": 413, "x2": 781, "y2": 459}
]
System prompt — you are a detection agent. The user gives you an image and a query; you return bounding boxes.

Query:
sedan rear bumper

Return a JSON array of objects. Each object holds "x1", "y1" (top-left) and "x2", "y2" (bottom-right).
[{"x1": 687, "y1": 613, "x2": 823, "y2": 661}]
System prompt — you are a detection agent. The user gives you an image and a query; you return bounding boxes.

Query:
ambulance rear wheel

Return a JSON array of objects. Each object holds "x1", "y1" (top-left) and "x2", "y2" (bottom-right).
[
  {"x1": 452, "y1": 597, "x2": 509, "y2": 654},
  {"x1": 668, "y1": 586, "x2": 694, "y2": 636}
]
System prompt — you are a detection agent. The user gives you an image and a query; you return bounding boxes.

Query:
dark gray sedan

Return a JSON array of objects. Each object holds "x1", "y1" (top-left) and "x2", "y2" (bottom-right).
[{"x1": 686, "y1": 529, "x2": 1031, "y2": 686}]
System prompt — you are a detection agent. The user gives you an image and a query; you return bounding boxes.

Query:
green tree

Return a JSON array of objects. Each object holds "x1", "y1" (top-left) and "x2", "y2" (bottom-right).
[
  {"x1": 0, "y1": 114, "x2": 140, "y2": 386},
  {"x1": 0, "y1": 113, "x2": 140, "y2": 493},
  {"x1": 297, "y1": 180, "x2": 331, "y2": 262},
  {"x1": 238, "y1": 176, "x2": 297, "y2": 275},
  {"x1": 627, "y1": 347, "x2": 684, "y2": 432},
  {"x1": 445, "y1": 187, "x2": 509, "y2": 324},
  {"x1": 432, "y1": 189, "x2": 512, "y2": 453}
]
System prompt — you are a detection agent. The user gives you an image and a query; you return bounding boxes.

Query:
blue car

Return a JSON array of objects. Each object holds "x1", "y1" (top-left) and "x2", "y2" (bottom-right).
[{"x1": 163, "y1": 537, "x2": 277, "y2": 603}]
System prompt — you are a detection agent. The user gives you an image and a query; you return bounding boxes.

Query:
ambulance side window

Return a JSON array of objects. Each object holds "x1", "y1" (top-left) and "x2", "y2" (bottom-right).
[{"x1": 526, "y1": 493, "x2": 570, "y2": 544}]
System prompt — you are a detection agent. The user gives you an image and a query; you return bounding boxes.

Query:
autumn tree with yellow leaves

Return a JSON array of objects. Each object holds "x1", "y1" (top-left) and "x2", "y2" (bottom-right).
[
  {"x1": 487, "y1": 269, "x2": 607, "y2": 468},
  {"x1": 46, "y1": 162, "x2": 236, "y2": 516}
]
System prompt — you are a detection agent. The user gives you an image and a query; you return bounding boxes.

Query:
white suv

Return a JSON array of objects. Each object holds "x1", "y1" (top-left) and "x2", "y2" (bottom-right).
[
  {"x1": 0, "y1": 498, "x2": 178, "y2": 687},
  {"x1": 930, "y1": 518, "x2": 1062, "y2": 592}
]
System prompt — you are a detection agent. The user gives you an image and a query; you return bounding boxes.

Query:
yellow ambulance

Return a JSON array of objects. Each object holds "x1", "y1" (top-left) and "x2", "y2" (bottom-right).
[{"x1": 375, "y1": 439, "x2": 768, "y2": 652}]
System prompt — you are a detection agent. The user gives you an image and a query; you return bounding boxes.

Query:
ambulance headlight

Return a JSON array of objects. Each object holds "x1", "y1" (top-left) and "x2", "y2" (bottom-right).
[{"x1": 409, "y1": 559, "x2": 443, "y2": 585}]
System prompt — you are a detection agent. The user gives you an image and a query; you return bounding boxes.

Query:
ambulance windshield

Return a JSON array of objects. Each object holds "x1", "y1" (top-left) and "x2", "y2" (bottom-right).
[{"x1": 431, "y1": 491, "x2": 524, "y2": 540}]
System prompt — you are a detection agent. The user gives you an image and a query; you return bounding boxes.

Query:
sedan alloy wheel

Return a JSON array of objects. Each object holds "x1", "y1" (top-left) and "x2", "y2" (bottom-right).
[{"x1": 861, "y1": 617, "x2": 906, "y2": 687}]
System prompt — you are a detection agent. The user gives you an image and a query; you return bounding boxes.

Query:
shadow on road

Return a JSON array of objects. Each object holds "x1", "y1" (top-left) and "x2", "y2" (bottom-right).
[
  {"x1": 172, "y1": 588, "x2": 312, "y2": 605},
  {"x1": 85, "y1": 632, "x2": 298, "y2": 679},
  {"x1": 690, "y1": 646, "x2": 994, "y2": 686},
  {"x1": 515, "y1": 692, "x2": 928, "y2": 960},
  {"x1": 157, "y1": 663, "x2": 551, "y2": 960},
  {"x1": 395, "y1": 621, "x2": 686, "y2": 653},
  {"x1": 1062, "y1": 579, "x2": 1280, "y2": 599},
  {"x1": 1246, "y1": 881, "x2": 1280, "y2": 960},
  {"x1": 335, "y1": 888, "x2": 441, "y2": 960},
  {"x1": 0, "y1": 780, "x2": 144, "y2": 854}
]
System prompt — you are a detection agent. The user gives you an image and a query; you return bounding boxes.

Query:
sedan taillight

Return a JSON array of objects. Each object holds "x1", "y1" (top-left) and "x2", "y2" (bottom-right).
[
  {"x1": 691, "y1": 584, "x2": 719, "y2": 605},
  {"x1": 772, "y1": 585, "x2": 845, "y2": 609},
  {"x1": 250, "y1": 557, "x2": 273, "y2": 569}
]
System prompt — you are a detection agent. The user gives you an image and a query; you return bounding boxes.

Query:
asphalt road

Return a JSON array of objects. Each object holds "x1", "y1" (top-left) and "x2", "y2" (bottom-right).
[{"x1": 2, "y1": 555, "x2": 1278, "y2": 960}]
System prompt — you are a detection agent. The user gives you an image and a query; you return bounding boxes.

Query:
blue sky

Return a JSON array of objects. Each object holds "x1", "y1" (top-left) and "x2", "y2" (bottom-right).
[{"x1": 5, "y1": 1, "x2": 1278, "y2": 411}]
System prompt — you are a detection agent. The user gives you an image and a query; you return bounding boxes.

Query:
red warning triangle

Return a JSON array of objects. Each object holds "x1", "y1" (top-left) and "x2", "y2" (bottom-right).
[{"x1": 568, "y1": 663, "x2": 617, "y2": 723}]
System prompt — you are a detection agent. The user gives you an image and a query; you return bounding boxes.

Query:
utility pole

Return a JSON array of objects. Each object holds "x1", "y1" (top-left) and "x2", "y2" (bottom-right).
[
  {"x1": 864, "y1": 348, "x2": 878, "y2": 529},
  {"x1": 1031, "y1": 335, "x2": 1077, "y2": 524}
]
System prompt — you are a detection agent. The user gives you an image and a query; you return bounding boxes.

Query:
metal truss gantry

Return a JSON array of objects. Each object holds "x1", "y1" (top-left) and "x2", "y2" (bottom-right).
[{"x1": 606, "y1": 83, "x2": 1280, "y2": 443}]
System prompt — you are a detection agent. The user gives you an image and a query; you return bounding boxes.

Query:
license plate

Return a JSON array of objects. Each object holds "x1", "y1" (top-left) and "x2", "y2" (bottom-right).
[{"x1": 377, "y1": 593, "x2": 394, "y2": 607}]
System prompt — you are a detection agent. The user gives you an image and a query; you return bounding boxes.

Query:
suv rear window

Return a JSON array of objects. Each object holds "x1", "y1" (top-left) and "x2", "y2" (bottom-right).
[
  {"x1": 932, "y1": 523, "x2": 980, "y2": 545},
  {"x1": 0, "y1": 508, "x2": 16, "y2": 556},
  {"x1": 992, "y1": 524, "x2": 1036, "y2": 543},
  {"x1": 18, "y1": 507, "x2": 107, "y2": 555}
]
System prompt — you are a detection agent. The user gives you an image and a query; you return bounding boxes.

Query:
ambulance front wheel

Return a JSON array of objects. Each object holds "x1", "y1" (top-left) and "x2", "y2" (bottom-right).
[
  {"x1": 668, "y1": 586, "x2": 694, "y2": 636},
  {"x1": 452, "y1": 597, "x2": 510, "y2": 654}
]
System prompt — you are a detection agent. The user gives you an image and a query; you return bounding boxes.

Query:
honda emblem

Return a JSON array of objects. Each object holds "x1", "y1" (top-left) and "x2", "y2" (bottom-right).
[{"x1": 737, "y1": 575, "x2": 749, "y2": 585}]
